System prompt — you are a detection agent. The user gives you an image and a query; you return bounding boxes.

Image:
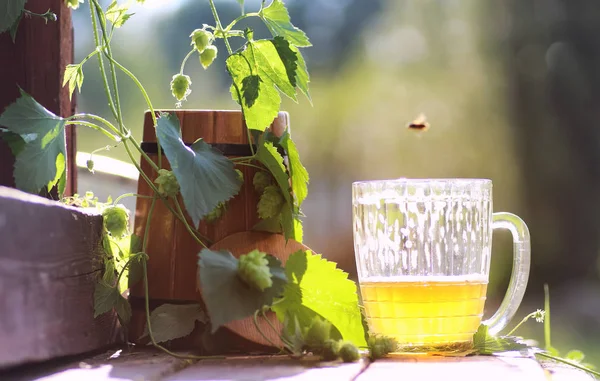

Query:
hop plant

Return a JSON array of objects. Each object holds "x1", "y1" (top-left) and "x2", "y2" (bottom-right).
[
  {"x1": 253, "y1": 172, "x2": 272, "y2": 193},
  {"x1": 368, "y1": 335, "x2": 398, "y2": 360},
  {"x1": 257, "y1": 185, "x2": 284, "y2": 219},
  {"x1": 190, "y1": 29, "x2": 213, "y2": 53},
  {"x1": 304, "y1": 317, "x2": 332, "y2": 351},
  {"x1": 236, "y1": 169, "x2": 244, "y2": 182},
  {"x1": 65, "y1": 0, "x2": 84, "y2": 10},
  {"x1": 200, "y1": 46, "x2": 218, "y2": 69},
  {"x1": 154, "y1": 169, "x2": 180, "y2": 198},
  {"x1": 170, "y1": 74, "x2": 192, "y2": 102},
  {"x1": 86, "y1": 159, "x2": 95, "y2": 173},
  {"x1": 321, "y1": 339, "x2": 340, "y2": 361},
  {"x1": 102, "y1": 205, "x2": 130, "y2": 238},
  {"x1": 237, "y1": 250, "x2": 273, "y2": 291},
  {"x1": 205, "y1": 202, "x2": 226, "y2": 223},
  {"x1": 338, "y1": 341, "x2": 360, "y2": 363}
]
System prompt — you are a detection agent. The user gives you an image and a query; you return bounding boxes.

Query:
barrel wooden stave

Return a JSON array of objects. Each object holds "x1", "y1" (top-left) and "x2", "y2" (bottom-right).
[{"x1": 130, "y1": 110, "x2": 289, "y2": 347}]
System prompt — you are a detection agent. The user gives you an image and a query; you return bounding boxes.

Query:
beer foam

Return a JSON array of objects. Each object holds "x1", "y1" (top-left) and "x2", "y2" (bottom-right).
[{"x1": 360, "y1": 274, "x2": 488, "y2": 284}]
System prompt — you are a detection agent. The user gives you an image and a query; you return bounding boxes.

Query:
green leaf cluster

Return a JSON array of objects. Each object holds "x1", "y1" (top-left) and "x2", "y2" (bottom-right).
[
  {"x1": 0, "y1": 89, "x2": 67, "y2": 196},
  {"x1": 272, "y1": 250, "x2": 367, "y2": 348},
  {"x1": 156, "y1": 112, "x2": 243, "y2": 228},
  {"x1": 252, "y1": 130, "x2": 308, "y2": 242},
  {"x1": 197, "y1": 248, "x2": 366, "y2": 355},
  {"x1": 0, "y1": 0, "x2": 27, "y2": 35},
  {"x1": 197, "y1": 249, "x2": 287, "y2": 331},
  {"x1": 140, "y1": 303, "x2": 207, "y2": 344}
]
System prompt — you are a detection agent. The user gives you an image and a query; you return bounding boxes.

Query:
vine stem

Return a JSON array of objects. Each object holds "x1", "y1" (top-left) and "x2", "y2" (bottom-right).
[
  {"x1": 260, "y1": 309, "x2": 293, "y2": 350},
  {"x1": 88, "y1": 1, "x2": 118, "y2": 122},
  {"x1": 90, "y1": 0, "x2": 162, "y2": 168},
  {"x1": 235, "y1": 162, "x2": 266, "y2": 171},
  {"x1": 208, "y1": 0, "x2": 233, "y2": 55},
  {"x1": 180, "y1": 49, "x2": 196, "y2": 75},
  {"x1": 224, "y1": 12, "x2": 260, "y2": 32},
  {"x1": 66, "y1": 121, "x2": 119, "y2": 141},
  {"x1": 113, "y1": 193, "x2": 154, "y2": 205},
  {"x1": 71, "y1": 113, "x2": 160, "y2": 174},
  {"x1": 174, "y1": 199, "x2": 208, "y2": 249},
  {"x1": 207, "y1": 0, "x2": 257, "y2": 154},
  {"x1": 544, "y1": 284, "x2": 551, "y2": 351},
  {"x1": 90, "y1": 0, "x2": 124, "y2": 134},
  {"x1": 505, "y1": 312, "x2": 537, "y2": 337},
  {"x1": 253, "y1": 310, "x2": 281, "y2": 349},
  {"x1": 141, "y1": 197, "x2": 221, "y2": 360},
  {"x1": 535, "y1": 353, "x2": 600, "y2": 378}
]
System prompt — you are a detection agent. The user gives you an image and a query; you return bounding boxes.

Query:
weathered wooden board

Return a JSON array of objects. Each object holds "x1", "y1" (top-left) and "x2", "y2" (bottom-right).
[
  {"x1": 163, "y1": 356, "x2": 367, "y2": 381},
  {"x1": 0, "y1": 348, "x2": 191, "y2": 381},
  {"x1": 0, "y1": 186, "x2": 119, "y2": 369},
  {"x1": 0, "y1": 348, "x2": 594, "y2": 381},
  {"x1": 355, "y1": 355, "x2": 593, "y2": 381}
]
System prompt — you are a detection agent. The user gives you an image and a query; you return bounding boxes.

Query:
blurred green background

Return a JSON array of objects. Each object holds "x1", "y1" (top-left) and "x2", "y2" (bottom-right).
[{"x1": 73, "y1": 0, "x2": 600, "y2": 365}]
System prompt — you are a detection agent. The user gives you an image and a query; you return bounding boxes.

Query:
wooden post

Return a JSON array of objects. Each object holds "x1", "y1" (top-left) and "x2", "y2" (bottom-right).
[{"x1": 0, "y1": 0, "x2": 77, "y2": 196}]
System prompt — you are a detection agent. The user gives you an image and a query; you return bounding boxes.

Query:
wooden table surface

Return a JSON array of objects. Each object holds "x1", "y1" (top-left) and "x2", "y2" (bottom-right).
[{"x1": 0, "y1": 348, "x2": 594, "y2": 381}]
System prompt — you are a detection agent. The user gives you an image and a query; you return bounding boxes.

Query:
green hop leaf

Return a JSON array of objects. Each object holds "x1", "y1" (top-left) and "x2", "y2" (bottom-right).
[
  {"x1": 338, "y1": 341, "x2": 360, "y2": 363},
  {"x1": 1, "y1": 0, "x2": 27, "y2": 34},
  {"x1": 253, "y1": 215, "x2": 283, "y2": 234},
  {"x1": 106, "y1": 0, "x2": 134, "y2": 28},
  {"x1": 102, "y1": 205, "x2": 130, "y2": 238},
  {"x1": 205, "y1": 202, "x2": 226, "y2": 224},
  {"x1": 156, "y1": 113, "x2": 242, "y2": 228},
  {"x1": 247, "y1": 39, "x2": 297, "y2": 101},
  {"x1": 63, "y1": 64, "x2": 84, "y2": 100},
  {"x1": 154, "y1": 169, "x2": 180, "y2": 198},
  {"x1": 272, "y1": 250, "x2": 367, "y2": 347},
  {"x1": 0, "y1": 89, "x2": 67, "y2": 194},
  {"x1": 197, "y1": 249, "x2": 286, "y2": 331},
  {"x1": 0, "y1": 130, "x2": 35, "y2": 157},
  {"x1": 115, "y1": 294, "x2": 132, "y2": 324},
  {"x1": 190, "y1": 29, "x2": 213, "y2": 53},
  {"x1": 566, "y1": 350, "x2": 585, "y2": 362},
  {"x1": 256, "y1": 140, "x2": 303, "y2": 241},
  {"x1": 170, "y1": 74, "x2": 192, "y2": 102},
  {"x1": 258, "y1": 185, "x2": 284, "y2": 220},
  {"x1": 322, "y1": 339, "x2": 340, "y2": 361},
  {"x1": 472, "y1": 324, "x2": 529, "y2": 355},
  {"x1": 200, "y1": 46, "x2": 218, "y2": 69},
  {"x1": 368, "y1": 335, "x2": 398, "y2": 360},
  {"x1": 279, "y1": 131, "x2": 309, "y2": 207},
  {"x1": 65, "y1": 0, "x2": 84, "y2": 10},
  {"x1": 259, "y1": 0, "x2": 311, "y2": 47},
  {"x1": 304, "y1": 316, "x2": 332, "y2": 351},
  {"x1": 94, "y1": 281, "x2": 119, "y2": 317},
  {"x1": 237, "y1": 250, "x2": 273, "y2": 291},
  {"x1": 140, "y1": 303, "x2": 207, "y2": 344},
  {"x1": 253, "y1": 171, "x2": 273, "y2": 193},
  {"x1": 227, "y1": 53, "x2": 280, "y2": 132}
]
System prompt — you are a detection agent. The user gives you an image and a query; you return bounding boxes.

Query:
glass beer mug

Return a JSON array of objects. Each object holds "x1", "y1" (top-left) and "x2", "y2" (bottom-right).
[{"x1": 352, "y1": 179, "x2": 530, "y2": 354}]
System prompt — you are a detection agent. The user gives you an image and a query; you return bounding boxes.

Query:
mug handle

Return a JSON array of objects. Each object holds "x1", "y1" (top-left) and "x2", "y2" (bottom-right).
[{"x1": 482, "y1": 212, "x2": 531, "y2": 335}]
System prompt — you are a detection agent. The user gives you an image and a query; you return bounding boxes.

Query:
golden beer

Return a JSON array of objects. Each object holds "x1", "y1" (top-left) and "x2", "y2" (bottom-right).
[{"x1": 360, "y1": 276, "x2": 488, "y2": 353}]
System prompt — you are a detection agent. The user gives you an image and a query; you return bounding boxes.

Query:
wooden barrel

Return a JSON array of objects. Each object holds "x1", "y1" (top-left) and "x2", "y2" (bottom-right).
[{"x1": 129, "y1": 110, "x2": 289, "y2": 350}]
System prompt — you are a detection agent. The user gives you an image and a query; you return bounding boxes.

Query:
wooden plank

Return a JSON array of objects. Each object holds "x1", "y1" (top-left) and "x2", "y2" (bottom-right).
[
  {"x1": 0, "y1": 186, "x2": 119, "y2": 369},
  {"x1": 163, "y1": 356, "x2": 368, "y2": 381},
  {"x1": 540, "y1": 361, "x2": 596, "y2": 381},
  {"x1": 1, "y1": 349, "x2": 595, "y2": 381},
  {"x1": 356, "y1": 355, "x2": 594, "y2": 381},
  {"x1": 0, "y1": 0, "x2": 77, "y2": 195},
  {"x1": 0, "y1": 348, "x2": 192, "y2": 381}
]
